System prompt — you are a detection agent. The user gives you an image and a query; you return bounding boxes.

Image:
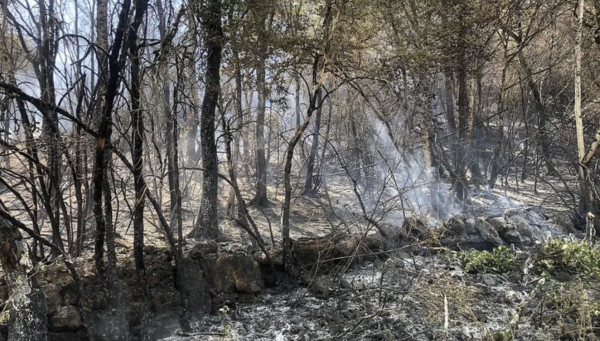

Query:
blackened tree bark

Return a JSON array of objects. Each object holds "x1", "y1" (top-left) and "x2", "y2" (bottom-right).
[
  {"x1": 37, "y1": 0, "x2": 65, "y2": 256},
  {"x1": 91, "y1": 0, "x2": 132, "y2": 339},
  {"x1": 252, "y1": 3, "x2": 272, "y2": 207},
  {"x1": 282, "y1": 0, "x2": 334, "y2": 275},
  {"x1": 489, "y1": 44, "x2": 509, "y2": 190},
  {"x1": 303, "y1": 88, "x2": 323, "y2": 196},
  {"x1": 0, "y1": 217, "x2": 47, "y2": 341},
  {"x1": 128, "y1": 0, "x2": 151, "y2": 338},
  {"x1": 518, "y1": 52, "x2": 557, "y2": 176},
  {"x1": 227, "y1": 49, "x2": 244, "y2": 219},
  {"x1": 253, "y1": 55, "x2": 270, "y2": 206},
  {"x1": 192, "y1": 0, "x2": 223, "y2": 240},
  {"x1": 455, "y1": 61, "x2": 470, "y2": 202}
]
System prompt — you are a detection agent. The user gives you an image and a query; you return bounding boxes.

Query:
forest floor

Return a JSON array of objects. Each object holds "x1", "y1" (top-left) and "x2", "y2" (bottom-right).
[
  {"x1": 0, "y1": 155, "x2": 591, "y2": 341},
  {"x1": 152, "y1": 164, "x2": 598, "y2": 341}
]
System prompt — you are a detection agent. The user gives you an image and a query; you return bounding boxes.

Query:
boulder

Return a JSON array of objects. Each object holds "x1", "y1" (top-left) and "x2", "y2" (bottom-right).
[
  {"x1": 83, "y1": 284, "x2": 106, "y2": 312},
  {"x1": 43, "y1": 261, "x2": 75, "y2": 288},
  {"x1": 145, "y1": 252, "x2": 173, "y2": 289},
  {"x1": 253, "y1": 246, "x2": 283, "y2": 266},
  {"x1": 488, "y1": 217, "x2": 509, "y2": 233},
  {"x1": 446, "y1": 215, "x2": 467, "y2": 236},
  {"x1": 48, "y1": 332, "x2": 79, "y2": 341},
  {"x1": 43, "y1": 284, "x2": 63, "y2": 315},
  {"x1": 205, "y1": 253, "x2": 263, "y2": 294},
  {"x1": 62, "y1": 288, "x2": 78, "y2": 306},
  {"x1": 500, "y1": 229, "x2": 527, "y2": 245},
  {"x1": 506, "y1": 214, "x2": 536, "y2": 240},
  {"x1": 474, "y1": 218, "x2": 504, "y2": 247},
  {"x1": 188, "y1": 239, "x2": 219, "y2": 260},
  {"x1": 50, "y1": 306, "x2": 83, "y2": 331},
  {"x1": 307, "y1": 275, "x2": 334, "y2": 296},
  {"x1": 464, "y1": 218, "x2": 478, "y2": 235},
  {"x1": 333, "y1": 234, "x2": 359, "y2": 257},
  {"x1": 292, "y1": 237, "x2": 336, "y2": 266},
  {"x1": 400, "y1": 216, "x2": 430, "y2": 241}
]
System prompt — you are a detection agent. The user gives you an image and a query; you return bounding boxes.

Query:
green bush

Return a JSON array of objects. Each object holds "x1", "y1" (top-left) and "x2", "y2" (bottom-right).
[
  {"x1": 536, "y1": 239, "x2": 600, "y2": 279},
  {"x1": 457, "y1": 246, "x2": 519, "y2": 274}
]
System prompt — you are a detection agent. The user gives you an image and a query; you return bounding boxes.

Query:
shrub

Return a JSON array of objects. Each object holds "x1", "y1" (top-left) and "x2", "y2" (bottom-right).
[
  {"x1": 457, "y1": 246, "x2": 519, "y2": 274},
  {"x1": 536, "y1": 240, "x2": 600, "y2": 279}
]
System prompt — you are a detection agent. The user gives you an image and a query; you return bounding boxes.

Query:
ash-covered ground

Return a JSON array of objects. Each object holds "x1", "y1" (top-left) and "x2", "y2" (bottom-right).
[{"x1": 158, "y1": 249, "x2": 575, "y2": 341}]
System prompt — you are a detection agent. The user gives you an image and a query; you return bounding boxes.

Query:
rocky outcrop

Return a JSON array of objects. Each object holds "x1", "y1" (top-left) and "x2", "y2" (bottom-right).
[
  {"x1": 203, "y1": 252, "x2": 263, "y2": 294},
  {"x1": 441, "y1": 210, "x2": 549, "y2": 251},
  {"x1": 50, "y1": 306, "x2": 83, "y2": 331}
]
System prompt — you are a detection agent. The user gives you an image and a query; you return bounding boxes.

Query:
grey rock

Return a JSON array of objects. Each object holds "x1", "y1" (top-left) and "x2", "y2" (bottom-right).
[
  {"x1": 43, "y1": 284, "x2": 63, "y2": 315},
  {"x1": 488, "y1": 217, "x2": 509, "y2": 233},
  {"x1": 446, "y1": 215, "x2": 467, "y2": 236},
  {"x1": 308, "y1": 276, "x2": 333, "y2": 296},
  {"x1": 204, "y1": 252, "x2": 263, "y2": 294},
  {"x1": 188, "y1": 239, "x2": 219, "y2": 260},
  {"x1": 50, "y1": 306, "x2": 83, "y2": 331},
  {"x1": 475, "y1": 219, "x2": 504, "y2": 247}
]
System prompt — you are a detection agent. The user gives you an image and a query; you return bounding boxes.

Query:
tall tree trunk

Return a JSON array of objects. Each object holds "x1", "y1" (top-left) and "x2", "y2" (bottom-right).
[
  {"x1": 128, "y1": 0, "x2": 151, "y2": 338},
  {"x1": 518, "y1": 52, "x2": 557, "y2": 176},
  {"x1": 0, "y1": 218, "x2": 47, "y2": 341},
  {"x1": 489, "y1": 53, "x2": 509, "y2": 190},
  {"x1": 455, "y1": 62, "x2": 470, "y2": 202},
  {"x1": 91, "y1": 0, "x2": 131, "y2": 338},
  {"x1": 443, "y1": 71, "x2": 459, "y2": 168},
  {"x1": 282, "y1": 0, "x2": 334, "y2": 276},
  {"x1": 303, "y1": 88, "x2": 323, "y2": 196},
  {"x1": 192, "y1": 0, "x2": 223, "y2": 240},
  {"x1": 575, "y1": 0, "x2": 597, "y2": 234},
  {"x1": 38, "y1": 0, "x2": 64, "y2": 256},
  {"x1": 227, "y1": 52, "x2": 244, "y2": 219},
  {"x1": 253, "y1": 54, "x2": 269, "y2": 206}
]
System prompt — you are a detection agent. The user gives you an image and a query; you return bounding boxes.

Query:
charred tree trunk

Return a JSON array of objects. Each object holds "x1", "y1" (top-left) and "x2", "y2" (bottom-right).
[
  {"x1": 192, "y1": 0, "x2": 223, "y2": 240},
  {"x1": 489, "y1": 49, "x2": 509, "y2": 190},
  {"x1": 518, "y1": 52, "x2": 557, "y2": 176},
  {"x1": 253, "y1": 54, "x2": 270, "y2": 206},
  {"x1": 128, "y1": 0, "x2": 151, "y2": 338},
  {"x1": 455, "y1": 62, "x2": 470, "y2": 202},
  {"x1": 227, "y1": 52, "x2": 244, "y2": 219},
  {"x1": 303, "y1": 88, "x2": 323, "y2": 196},
  {"x1": 0, "y1": 218, "x2": 47, "y2": 341},
  {"x1": 92, "y1": 0, "x2": 132, "y2": 338},
  {"x1": 282, "y1": 0, "x2": 334, "y2": 276}
]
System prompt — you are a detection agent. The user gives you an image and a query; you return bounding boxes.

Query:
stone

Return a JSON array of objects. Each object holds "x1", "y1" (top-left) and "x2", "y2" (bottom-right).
[
  {"x1": 333, "y1": 234, "x2": 359, "y2": 257},
  {"x1": 83, "y1": 285, "x2": 106, "y2": 312},
  {"x1": 205, "y1": 252, "x2": 263, "y2": 294},
  {"x1": 464, "y1": 219, "x2": 478, "y2": 235},
  {"x1": 488, "y1": 217, "x2": 509, "y2": 233},
  {"x1": 253, "y1": 246, "x2": 283, "y2": 266},
  {"x1": 475, "y1": 218, "x2": 504, "y2": 247},
  {"x1": 400, "y1": 216, "x2": 430, "y2": 241},
  {"x1": 308, "y1": 275, "x2": 333, "y2": 296},
  {"x1": 500, "y1": 229, "x2": 526, "y2": 245},
  {"x1": 62, "y1": 288, "x2": 78, "y2": 306},
  {"x1": 43, "y1": 260, "x2": 75, "y2": 288},
  {"x1": 50, "y1": 306, "x2": 83, "y2": 331},
  {"x1": 292, "y1": 237, "x2": 336, "y2": 266},
  {"x1": 446, "y1": 215, "x2": 467, "y2": 236},
  {"x1": 339, "y1": 278, "x2": 351, "y2": 289},
  {"x1": 506, "y1": 214, "x2": 536, "y2": 240},
  {"x1": 49, "y1": 332, "x2": 79, "y2": 341},
  {"x1": 188, "y1": 239, "x2": 219, "y2": 260},
  {"x1": 43, "y1": 284, "x2": 63, "y2": 315},
  {"x1": 177, "y1": 257, "x2": 211, "y2": 325}
]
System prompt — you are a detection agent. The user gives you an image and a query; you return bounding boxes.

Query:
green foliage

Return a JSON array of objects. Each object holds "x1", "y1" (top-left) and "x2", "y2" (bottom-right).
[
  {"x1": 529, "y1": 281, "x2": 600, "y2": 340},
  {"x1": 457, "y1": 246, "x2": 519, "y2": 274},
  {"x1": 536, "y1": 240, "x2": 600, "y2": 279}
]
